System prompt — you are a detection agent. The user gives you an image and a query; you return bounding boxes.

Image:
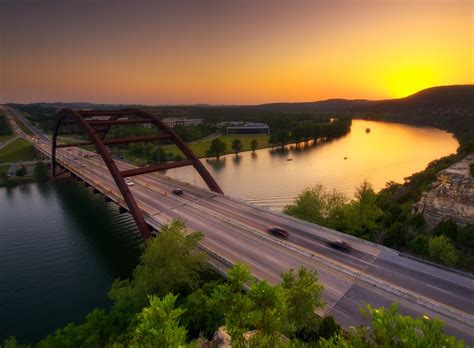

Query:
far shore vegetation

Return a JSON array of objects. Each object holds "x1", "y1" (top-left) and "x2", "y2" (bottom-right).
[
  {"x1": 0, "y1": 161, "x2": 49, "y2": 187},
  {"x1": 2, "y1": 220, "x2": 465, "y2": 347}
]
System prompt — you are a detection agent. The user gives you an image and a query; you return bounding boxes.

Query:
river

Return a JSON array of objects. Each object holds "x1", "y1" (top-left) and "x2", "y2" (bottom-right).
[
  {"x1": 0, "y1": 120, "x2": 458, "y2": 343},
  {"x1": 166, "y1": 120, "x2": 459, "y2": 210}
]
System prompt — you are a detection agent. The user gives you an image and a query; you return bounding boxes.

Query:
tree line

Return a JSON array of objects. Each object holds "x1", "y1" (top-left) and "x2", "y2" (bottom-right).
[
  {"x1": 268, "y1": 117, "x2": 352, "y2": 149},
  {"x1": 0, "y1": 110, "x2": 13, "y2": 137},
  {"x1": 205, "y1": 118, "x2": 352, "y2": 160}
]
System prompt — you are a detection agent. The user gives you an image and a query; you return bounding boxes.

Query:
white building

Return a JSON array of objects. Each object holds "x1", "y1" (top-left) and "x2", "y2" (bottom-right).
[
  {"x1": 227, "y1": 122, "x2": 270, "y2": 135},
  {"x1": 161, "y1": 117, "x2": 204, "y2": 127}
]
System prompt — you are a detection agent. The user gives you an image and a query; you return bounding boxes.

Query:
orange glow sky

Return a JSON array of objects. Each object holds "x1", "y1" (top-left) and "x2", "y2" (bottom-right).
[{"x1": 1, "y1": 0, "x2": 472, "y2": 105}]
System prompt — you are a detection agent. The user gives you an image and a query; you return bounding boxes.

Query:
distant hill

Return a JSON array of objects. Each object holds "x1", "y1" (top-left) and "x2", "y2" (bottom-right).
[
  {"x1": 355, "y1": 85, "x2": 474, "y2": 113},
  {"x1": 17, "y1": 102, "x2": 128, "y2": 110},
  {"x1": 257, "y1": 85, "x2": 474, "y2": 139},
  {"x1": 354, "y1": 85, "x2": 474, "y2": 138},
  {"x1": 257, "y1": 98, "x2": 370, "y2": 112},
  {"x1": 258, "y1": 85, "x2": 474, "y2": 113}
]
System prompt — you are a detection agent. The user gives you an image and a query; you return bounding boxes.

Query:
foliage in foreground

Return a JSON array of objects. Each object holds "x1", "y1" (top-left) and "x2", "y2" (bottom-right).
[
  {"x1": 320, "y1": 304, "x2": 465, "y2": 348},
  {"x1": 3, "y1": 220, "x2": 465, "y2": 347},
  {"x1": 9, "y1": 220, "x2": 329, "y2": 347}
]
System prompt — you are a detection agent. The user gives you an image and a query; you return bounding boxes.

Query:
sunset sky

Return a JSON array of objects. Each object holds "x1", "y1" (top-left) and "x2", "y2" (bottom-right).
[{"x1": 1, "y1": 0, "x2": 472, "y2": 105}]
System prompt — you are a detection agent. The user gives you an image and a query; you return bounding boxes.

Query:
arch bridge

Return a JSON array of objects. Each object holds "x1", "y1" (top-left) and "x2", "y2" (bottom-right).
[
  {"x1": 3, "y1": 104, "x2": 471, "y2": 343},
  {"x1": 51, "y1": 108, "x2": 222, "y2": 239}
]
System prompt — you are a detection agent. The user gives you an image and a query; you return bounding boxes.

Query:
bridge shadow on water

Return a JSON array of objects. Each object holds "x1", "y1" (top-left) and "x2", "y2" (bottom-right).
[{"x1": 51, "y1": 177, "x2": 143, "y2": 279}]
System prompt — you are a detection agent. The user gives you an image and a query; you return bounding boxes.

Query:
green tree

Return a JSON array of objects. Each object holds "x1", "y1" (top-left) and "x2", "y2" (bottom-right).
[
  {"x1": 109, "y1": 220, "x2": 207, "y2": 314},
  {"x1": 34, "y1": 161, "x2": 48, "y2": 181},
  {"x1": 281, "y1": 267, "x2": 324, "y2": 333},
  {"x1": 456, "y1": 224, "x2": 474, "y2": 251},
  {"x1": 433, "y1": 219, "x2": 458, "y2": 240},
  {"x1": 251, "y1": 139, "x2": 258, "y2": 152},
  {"x1": 211, "y1": 263, "x2": 254, "y2": 334},
  {"x1": 317, "y1": 316, "x2": 341, "y2": 340},
  {"x1": 150, "y1": 146, "x2": 168, "y2": 163},
  {"x1": 275, "y1": 130, "x2": 290, "y2": 148},
  {"x1": 383, "y1": 222, "x2": 406, "y2": 249},
  {"x1": 343, "y1": 181, "x2": 384, "y2": 240},
  {"x1": 2, "y1": 337, "x2": 27, "y2": 348},
  {"x1": 181, "y1": 281, "x2": 224, "y2": 339},
  {"x1": 15, "y1": 166, "x2": 27, "y2": 177},
  {"x1": 0, "y1": 171, "x2": 13, "y2": 187},
  {"x1": 37, "y1": 309, "x2": 111, "y2": 347},
  {"x1": 231, "y1": 138, "x2": 242, "y2": 156},
  {"x1": 283, "y1": 185, "x2": 346, "y2": 226},
  {"x1": 320, "y1": 303, "x2": 465, "y2": 347},
  {"x1": 429, "y1": 235, "x2": 459, "y2": 266},
  {"x1": 291, "y1": 127, "x2": 306, "y2": 146},
  {"x1": 130, "y1": 294, "x2": 187, "y2": 348},
  {"x1": 249, "y1": 280, "x2": 286, "y2": 336},
  {"x1": 409, "y1": 234, "x2": 430, "y2": 255},
  {"x1": 206, "y1": 138, "x2": 226, "y2": 160}
]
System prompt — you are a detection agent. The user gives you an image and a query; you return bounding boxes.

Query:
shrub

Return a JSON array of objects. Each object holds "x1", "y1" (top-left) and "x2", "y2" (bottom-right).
[
  {"x1": 429, "y1": 235, "x2": 458, "y2": 266},
  {"x1": 15, "y1": 166, "x2": 27, "y2": 177},
  {"x1": 409, "y1": 234, "x2": 430, "y2": 255}
]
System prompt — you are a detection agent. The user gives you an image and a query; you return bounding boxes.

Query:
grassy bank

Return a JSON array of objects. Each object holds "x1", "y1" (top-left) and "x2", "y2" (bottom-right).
[
  {"x1": 0, "y1": 135, "x2": 15, "y2": 142},
  {"x1": 0, "y1": 138, "x2": 37, "y2": 163},
  {"x1": 165, "y1": 134, "x2": 271, "y2": 158},
  {"x1": 111, "y1": 134, "x2": 272, "y2": 165}
]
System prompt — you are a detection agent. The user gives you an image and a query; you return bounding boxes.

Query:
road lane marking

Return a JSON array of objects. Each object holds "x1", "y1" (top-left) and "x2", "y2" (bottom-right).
[{"x1": 426, "y1": 284, "x2": 453, "y2": 295}]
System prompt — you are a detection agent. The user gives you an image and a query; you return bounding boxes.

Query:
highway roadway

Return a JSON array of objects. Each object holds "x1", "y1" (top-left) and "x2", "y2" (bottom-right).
[{"x1": 4, "y1": 106, "x2": 474, "y2": 344}]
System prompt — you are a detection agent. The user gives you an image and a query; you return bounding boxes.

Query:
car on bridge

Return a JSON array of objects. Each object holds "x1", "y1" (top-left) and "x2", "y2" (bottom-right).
[
  {"x1": 327, "y1": 239, "x2": 352, "y2": 252},
  {"x1": 172, "y1": 188, "x2": 184, "y2": 195},
  {"x1": 267, "y1": 226, "x2": 289, "y2": 239}
]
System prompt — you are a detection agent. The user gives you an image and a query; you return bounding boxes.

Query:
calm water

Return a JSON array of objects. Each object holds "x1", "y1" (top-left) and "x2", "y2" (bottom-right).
[
  {"x1": 0, "y1": 120, "x2": 458, "y2": 343},
  {"x1": 166, "y1": 120, "x2": 459, "y2": 210},
  {"x1": 0, "y1": 180, "x2": 142, "y2": 343}
]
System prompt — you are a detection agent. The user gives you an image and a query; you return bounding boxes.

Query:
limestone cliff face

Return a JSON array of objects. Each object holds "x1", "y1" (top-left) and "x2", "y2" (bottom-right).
[{"x1": 413, "y1": 154, "x2": 474, "y2": 228}]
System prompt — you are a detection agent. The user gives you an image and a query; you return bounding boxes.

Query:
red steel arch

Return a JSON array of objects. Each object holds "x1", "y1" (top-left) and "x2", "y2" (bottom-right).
[{"x1": 51, "y1": 108, "x2": 223, "y2": 240}]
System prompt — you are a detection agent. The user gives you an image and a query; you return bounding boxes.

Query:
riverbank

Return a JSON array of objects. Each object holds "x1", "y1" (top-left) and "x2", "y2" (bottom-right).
[
  {"x1": 0, "y1": 160, "x2": 50, "y2": 187},
  {"x1": 0, "y1": 138, "x2": 37, "y2": 163},
  {"x1": 165, "y1": 134, "x2": 271, "y2": 158}
]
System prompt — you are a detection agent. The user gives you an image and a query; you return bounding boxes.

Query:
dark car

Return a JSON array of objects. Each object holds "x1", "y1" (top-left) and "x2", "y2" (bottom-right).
[
  {"x1": 327, "y1": 239, "x2": 352, "y2": 252},
  {"x1": 172, "y1": 188, "x2": 184, "y2": 195},
  {"x1": 267, "y1": 226, "x2": 289, "y2": 239}
]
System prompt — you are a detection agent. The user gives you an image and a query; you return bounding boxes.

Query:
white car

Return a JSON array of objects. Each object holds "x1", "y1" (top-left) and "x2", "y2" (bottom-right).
[
  {"x1": 80, "y1": 163, "x2": 86, "y2": 168},
  {"x1": 125, "y1": 180, "x2": 134, "y2": 186}
]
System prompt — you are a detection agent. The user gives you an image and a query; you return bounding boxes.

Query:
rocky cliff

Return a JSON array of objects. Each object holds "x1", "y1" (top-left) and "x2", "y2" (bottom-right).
[{"x1": 414, "y1": 154, "x2": 474, "y2": 228}]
